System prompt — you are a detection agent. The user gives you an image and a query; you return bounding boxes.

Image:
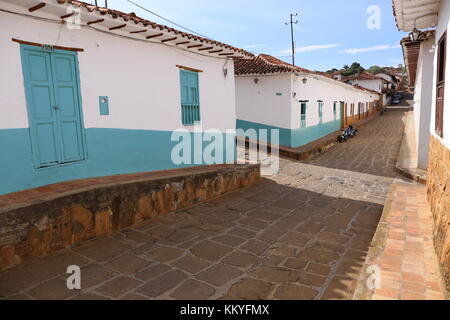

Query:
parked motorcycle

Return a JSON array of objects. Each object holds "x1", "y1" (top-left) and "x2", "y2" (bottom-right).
[
  {"x1": 338, "y1": 126, "x2": 358, "y2": 143},
  {"x1": 347, "y1": 125, "x2": 358, "y2": 138}
]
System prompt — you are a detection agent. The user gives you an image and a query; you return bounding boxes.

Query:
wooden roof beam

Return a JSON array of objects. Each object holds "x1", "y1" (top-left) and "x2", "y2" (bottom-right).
[
  {"x1": 109, "y1": 24, "x2": 127, "y2": 31},
  {"x1": 198, "y1": 46, "x2": 214, "y2": 51},
  {"x1": 61, "y1": 12, "x2": 76, "y2": 19},
  {"x1": 209, "y1": 49, "x2": 223, "y2": 53},
  {"x1": 176, "y1": 41, "x2": 190, "y2": 45},
  {"x1": 146, "y1": 33, "x2": 163, "y2": 39},
  {"x1": 130, "y1": 29, "x2": 147, "y2": 34},
  {"x1": 161, "y1": 37, "x2": 177, "y2": 43},
  {"x1": 87, "y1": 19, "x2": 104, "y2": 25},
  {"x1": 29, "y1": 3, "x2": 45, "y2": 12},
  {"x1": 187, "y1": 44, "x2": 203, "y2": 49}
]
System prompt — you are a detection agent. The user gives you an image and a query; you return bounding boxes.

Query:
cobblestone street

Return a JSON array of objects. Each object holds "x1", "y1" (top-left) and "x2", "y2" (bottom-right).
[{"x1": 0, "y1": 109, "x2": 418, "y2": 300}]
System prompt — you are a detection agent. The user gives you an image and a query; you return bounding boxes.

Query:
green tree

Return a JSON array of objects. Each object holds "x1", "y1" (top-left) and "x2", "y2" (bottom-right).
[
  {"x1": 326, "y1": 68, "x2": 338, "y2": 74},
  {"x1": 367, "y1": 65, "x2": 386, "y2": 74},
  {"x1": 341, "y1": 62, "x2": 365, "y2": 76}
]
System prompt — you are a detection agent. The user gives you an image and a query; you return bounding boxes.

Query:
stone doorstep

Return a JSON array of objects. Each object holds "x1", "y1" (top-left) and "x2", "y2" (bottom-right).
[
  {"x1": 394, "y1": 167, "x2": 427, "y2": 185},
  {"x1": 238, "y1": 113, "x2": 379, "y2": 162},
  {"x1": 394, "y1": 111, "x2": 427, "y2": 185},
  {"x1": 0, "y1": 163, "x2": 261, "y2": 270}
]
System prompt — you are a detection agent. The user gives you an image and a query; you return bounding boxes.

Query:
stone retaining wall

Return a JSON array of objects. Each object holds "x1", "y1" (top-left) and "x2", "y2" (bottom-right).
[
  {"x1": 0, "y1": 164, "x2": 260, "y2": 270},
  {"x1": 427, "y1": 136, "x2": 450, "y2": 291}
]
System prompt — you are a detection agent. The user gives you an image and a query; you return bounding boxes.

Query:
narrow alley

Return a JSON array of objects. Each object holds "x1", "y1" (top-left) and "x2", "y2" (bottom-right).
[{"x1": 3, "y1": 108, "x2": 444, "y2": 300}]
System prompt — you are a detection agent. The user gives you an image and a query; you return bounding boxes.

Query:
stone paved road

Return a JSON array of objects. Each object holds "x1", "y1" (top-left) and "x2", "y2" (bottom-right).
[{"x1": 0, "y1": 109, "x2": 409, "y2": 300}]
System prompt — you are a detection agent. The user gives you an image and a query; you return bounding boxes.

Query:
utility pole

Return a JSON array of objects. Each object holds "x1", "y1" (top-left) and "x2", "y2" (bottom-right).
[{"x1": 285, "y1": 13, "x2": 298, "y2": 66}]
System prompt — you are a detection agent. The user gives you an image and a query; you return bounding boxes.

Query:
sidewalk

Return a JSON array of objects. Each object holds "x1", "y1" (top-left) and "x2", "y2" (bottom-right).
[{"x1": 355, "y1": 183, "x2": 447, "y2": 300}]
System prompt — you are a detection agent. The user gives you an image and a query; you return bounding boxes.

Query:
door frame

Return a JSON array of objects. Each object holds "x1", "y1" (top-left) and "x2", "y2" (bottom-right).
[
  {"x1": 340, "y1": 101, "x2": 346, "y2": 129},
  {"x1": 20, "y1": 44, "x2": 88, "y2": 169},
  {"x1": 436, "y1": 31, "x2": 446, "y2": 138}
]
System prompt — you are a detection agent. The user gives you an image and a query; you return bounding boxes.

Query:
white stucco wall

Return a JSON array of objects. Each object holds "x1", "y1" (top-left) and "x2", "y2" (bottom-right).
[
  {"x1": 375, "y1": 73, "x2": 394, "y2": 84},
  {"x1": 235, "y1": 74, "x2": 293, "y2": 129},
  {"x1": 291, "y1": 74, "x2": 377, "y2": 129},
  {"x1": 348, "y1": 79, "x2": 383, "y2": 93},
  {"x1": 414, "y1": 37, "x2": 435, "y2": 169},
  {"x1": 430, "y1": 0, "x2": 450, "y2": 149},
  {"x1": 0, "y1": 2, "x2": 236, "y2": 133},
  {"x1": 235, "y1": 72, "x2": 377, "y2": 130}
]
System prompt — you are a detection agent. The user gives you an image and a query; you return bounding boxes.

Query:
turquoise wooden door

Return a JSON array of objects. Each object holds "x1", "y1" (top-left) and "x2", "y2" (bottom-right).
[{"x1": 21, "y1": 45, "x2": 85, "y2": 168}]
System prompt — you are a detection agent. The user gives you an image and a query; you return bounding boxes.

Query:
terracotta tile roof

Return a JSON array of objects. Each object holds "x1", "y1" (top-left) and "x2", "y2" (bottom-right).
[
  {"x1": 54, "y1": 0, "x2": 253, "y2": 58},
  {"x1": 352, "y1": 85, "x2": 382, "y2": 96},
  {"x1": 400, "y1": 30, "x2": 436, "y2": 87},
  {"x1": 234, "y1": 54, "x2": 326, "y2": 76},
  {"x1": 342, "y1": 72, "x2": 388, "y2": 82},
  {"x1": 234, "y1": 54, "x2": 379, "y2": 96}
]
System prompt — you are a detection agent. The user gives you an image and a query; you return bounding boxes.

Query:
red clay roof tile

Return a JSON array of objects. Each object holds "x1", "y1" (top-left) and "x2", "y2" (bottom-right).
[
  {"x1": 54, "y1": 0, "x2": 253, "y2": 57},
  {"x1": 234, "y1": 54, "x2": 380, "y2": 96}
]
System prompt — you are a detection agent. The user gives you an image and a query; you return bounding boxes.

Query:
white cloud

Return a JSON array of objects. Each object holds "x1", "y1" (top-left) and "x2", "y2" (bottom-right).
[
  {"x1": 243, "y1": 44, "x2": 265, "y2": 49},
  {"x1": 277, "y1": 43, "x2": 342, "y2": 55},
  {"x1": 341, "y1": 44, "x2": 402, "y2": 55},
  {"x1": 297, "y1": 44, "x2": 342, "y2": 52}
]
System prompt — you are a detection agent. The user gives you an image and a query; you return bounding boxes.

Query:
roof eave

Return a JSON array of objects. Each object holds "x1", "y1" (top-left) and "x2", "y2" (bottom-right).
[
  {"x1": 6, "y1": 0, "x2": 254, "y2": 58},
  {"x1": 393, "y1": 0, "x2": 440, "y2": 32}
]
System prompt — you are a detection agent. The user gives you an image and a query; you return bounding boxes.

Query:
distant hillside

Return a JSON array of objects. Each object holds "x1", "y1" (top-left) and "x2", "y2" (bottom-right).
[{"x1": 326, "y1": 63, "x2": 405, "y2": 76}]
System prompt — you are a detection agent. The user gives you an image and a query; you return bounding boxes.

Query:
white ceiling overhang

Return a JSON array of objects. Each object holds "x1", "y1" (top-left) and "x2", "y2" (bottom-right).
[{"x1": 393, "y1": 0, "x2": 440, "y2": 31}]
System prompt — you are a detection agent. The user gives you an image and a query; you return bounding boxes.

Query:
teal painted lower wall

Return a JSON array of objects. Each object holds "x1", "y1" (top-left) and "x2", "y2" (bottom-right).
[
  {"x1": 290, "y1": 119, "x2": 341, "y2": 148},
  {"x1": 236, "y1": 119, "x2": 291, "y2": 147},
  {"x1": 0, "y1": 128, "x2": 236, "y2": 195},
  {"x1": 236, "y1": 119, "x2": 341, "y2": 148}
]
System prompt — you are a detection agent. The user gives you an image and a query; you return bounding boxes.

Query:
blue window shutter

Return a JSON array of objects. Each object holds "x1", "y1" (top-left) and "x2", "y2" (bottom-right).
[
  {"x1": 300, "y1": 102, "x2": 307, "y2": 128},
  {"x1": 180, "y1": 69, "x2": 200, "y2": 125},
  {"x1": 180, "y1": 70, "x2": 189, "y2": 104}
]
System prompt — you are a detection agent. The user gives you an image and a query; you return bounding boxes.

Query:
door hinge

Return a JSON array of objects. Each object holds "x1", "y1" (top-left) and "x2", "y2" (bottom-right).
[{"x1": 41, "y1": 44, "x2": 54, "y2": 52}]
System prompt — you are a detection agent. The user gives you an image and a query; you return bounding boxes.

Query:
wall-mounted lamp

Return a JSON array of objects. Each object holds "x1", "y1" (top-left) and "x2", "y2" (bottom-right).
[
  {"x1": 409, "y1": 28, "x2": 423, "y2": 42},
  {"x1": 253, "y1": 78, "x2": 259, "y2": 84},
  {"x1": 223, "y1": 68, "x2": 228, "y2": 77},
  {"x1": 302, "y1": 77, "x2": 308, "y2": 84},
  {"x1": 293, "y1": 92, "x2": 297, "y2": 98}
]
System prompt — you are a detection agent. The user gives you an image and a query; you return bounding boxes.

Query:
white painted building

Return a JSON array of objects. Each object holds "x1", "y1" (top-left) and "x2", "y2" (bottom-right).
[
  {"x1": 393, "y1": 0, "x2": 450, "y2": 291},
  {"x1": 343, "y1": 73, "x2": 391, "y2": 106},
  {"x1": 401, "y1": 30, "x2": 436, "y2": 169},
  {"x1": 235, "y1": 55, "x2": 380, "y2": 148},
  {"x1": 375, "y1": 72, "x2": 398, "y2": 90},
  {"x1": 0, "y1": 0, "x2": 253, "y2": 195}
]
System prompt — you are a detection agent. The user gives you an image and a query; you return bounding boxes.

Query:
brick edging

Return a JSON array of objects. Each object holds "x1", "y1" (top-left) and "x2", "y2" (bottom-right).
[{"x1": 353, "y1": 184, "x2": 396, "y2": 300}]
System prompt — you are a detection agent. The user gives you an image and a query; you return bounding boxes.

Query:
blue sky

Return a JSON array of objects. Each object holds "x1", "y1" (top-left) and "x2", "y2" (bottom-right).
[{"x1": 99, "y1": 0, "x2": 408, "y2": 71}]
